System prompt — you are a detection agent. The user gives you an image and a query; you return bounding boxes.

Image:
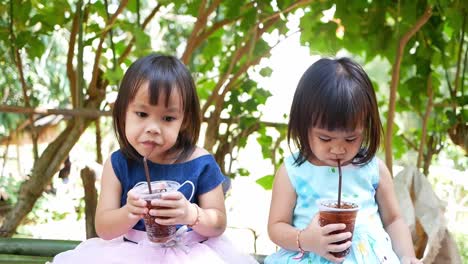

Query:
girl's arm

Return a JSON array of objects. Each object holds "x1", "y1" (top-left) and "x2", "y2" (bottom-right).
[
  {"x1": 153, "y1": 177, "x2": 226, "y2": 238},
  {"x1": 95, "y1": 158, "x2": 146, "y2": 240},
  {"x1": 189, "y1": 184, "x2": 226, "y2": 237},
  {"x1": 376, "y1": 159, "x2": 419, "y2": 262},
  {"x1": 186, "y1": 148, "x2": 227, "y2": 237},
  {"x1": 151, "y1": 147, "x2": 227, "y2": 238},
  {"x1": 267, "y1": 164, "x2": 301, "y2": 250},
  {"x1": 267, "y1": 164, "x2": 350, "y2": 263}
]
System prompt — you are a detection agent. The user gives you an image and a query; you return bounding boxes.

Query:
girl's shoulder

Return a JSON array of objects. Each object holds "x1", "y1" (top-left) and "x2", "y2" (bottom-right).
[
  {"x1": 187, "y1": 147, "x2": 210, "y2": 161},
  {"x1": 111, "y1": 149, "x2": 125, "y2": 160},
  {"x1": 110, "y1": 149, "x2": 127, "y2": 168},
  {"x1": 171, "y1": 147, "x2": 215, "y2": 166}
]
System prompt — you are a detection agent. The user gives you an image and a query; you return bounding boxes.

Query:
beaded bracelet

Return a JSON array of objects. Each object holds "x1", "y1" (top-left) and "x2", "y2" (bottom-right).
[
  {"x1": 188, "y1": 203, "x2": 200, "y2": 228},
  {"x1": 296, "y1": 229, "x2": 305, "y2": 254},
  {"x1": 292, "y1": 228, "x2": 306, "y2": 260}
]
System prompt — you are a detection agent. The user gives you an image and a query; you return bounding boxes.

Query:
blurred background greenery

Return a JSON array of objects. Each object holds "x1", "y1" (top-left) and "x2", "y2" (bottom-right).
[{"x1": 0, "y1": 0, "x2": 466, "y2": 261}]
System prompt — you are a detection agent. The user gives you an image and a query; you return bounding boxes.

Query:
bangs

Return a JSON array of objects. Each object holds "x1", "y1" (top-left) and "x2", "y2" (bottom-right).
[
  {"x1": 311, "y1": 67, "x2": 370, "y2": 132},
  {"x1": 128, "y1": 62, "x2": 185, "y2": 109}
]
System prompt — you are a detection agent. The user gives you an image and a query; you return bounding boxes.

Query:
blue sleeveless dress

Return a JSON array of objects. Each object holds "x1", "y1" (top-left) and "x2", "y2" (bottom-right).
[
  {"x1": 265, "y1": 154, "x2": 400, "y2": 264},
  {"x1": 111, "y1": 150, "x2": 225, "y2": 231},
  {"x1": 53, "y1": 150, "x2": 258, "y2": 264}
]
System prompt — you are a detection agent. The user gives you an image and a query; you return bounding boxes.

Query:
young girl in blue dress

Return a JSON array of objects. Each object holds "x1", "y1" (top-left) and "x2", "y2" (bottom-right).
[
  {"x1": 265, "y1": 58, "x2": 422, "y2": 264},
  {"x1": 53, "y1": 54, "x2": 257, "y2": 263}
]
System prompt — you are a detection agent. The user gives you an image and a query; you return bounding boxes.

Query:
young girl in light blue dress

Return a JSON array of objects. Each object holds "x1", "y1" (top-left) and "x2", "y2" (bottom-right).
[{"x1": 265, "y1": 58, "x2": 422, "y2": 264}]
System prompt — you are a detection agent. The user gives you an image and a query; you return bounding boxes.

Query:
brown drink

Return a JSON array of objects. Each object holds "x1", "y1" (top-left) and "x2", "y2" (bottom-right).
[
  {"x1": 133, "y1": 180, "x2": 195, "y2": 244},
  {"x1": 317, "y1": 199, "x2": 359, "y2": 258},
  {"x1": 133, "y1": 181, "x2": 180, "y2": 243},
  {"x1": 143, "y1": 200, "x2": 176, "y2": 243}
]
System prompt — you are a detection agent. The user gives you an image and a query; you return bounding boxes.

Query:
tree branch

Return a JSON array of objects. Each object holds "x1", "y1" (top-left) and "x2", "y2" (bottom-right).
[
  {"x1": 0, "y1": 105, "x2": 287, "y2": 129},
  {"x1": 462, "y1": 32, "x2": 467, "y2": 98},
  {"x1": 76, "y1": 1, "x2": 85, "y2": 108},
  {"x1": 385, "y1": 6, "x2": 432, "y2": 174},
  {"x1": 259, "y1": 0, "x2": 312, "y2": 25},
  {"x1": 9, "y1": 0, "x2": 38, "y2": 160},
  {"x1": 442, "y1": 58, "x2": 454, "y2": 97},
  {"x1": 183, "y1": 1, "x2": 261, "y2": 64},
  {"x1": 209, "y1": 16, "x2": 288, "y2": 116},
  {"x1": 104, "y1": 0, "x2": 117, "y2": 70},
  {"x1": 454, "y1": 12, "x2": 466, "y2": 97},
  {"x1": 400, "y1": 134, "x2": 419, "y2": 151},
  {"x1": 0, "y1": 105, "x2": 111, "y2": 119},
  {"x1": 417, "y1": 72, "x2": 433, "y2": 168},
  {"x1": 66, "y1": 1, "x2": 81, "y2": 108},
  {"x1": 117, "y1": 4, "x2": 161, "y2": 65},
  {"x1": 181, "y1": 0, "x2": 221, "y2": 64},
  {"x1": 89, "y1": 0, "x2": 129, "y2": 97}
]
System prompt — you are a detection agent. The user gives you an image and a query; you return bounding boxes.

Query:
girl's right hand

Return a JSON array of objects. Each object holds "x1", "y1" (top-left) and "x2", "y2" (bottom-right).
[
  {"x1": 301, "y1": 214, "x2": 353, "y2": 263},
  {"x1": 125, "y1": 189, "x2": 149, "y2": 220}
]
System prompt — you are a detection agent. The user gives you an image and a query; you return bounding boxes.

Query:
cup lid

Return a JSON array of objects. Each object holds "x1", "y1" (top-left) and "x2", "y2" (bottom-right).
[
  {"x1": 316, "y1": 198, "x2": 359, "y2": 211},
  {"x1": 133, "y1": 180, "x2": 180, "y2": 195}
]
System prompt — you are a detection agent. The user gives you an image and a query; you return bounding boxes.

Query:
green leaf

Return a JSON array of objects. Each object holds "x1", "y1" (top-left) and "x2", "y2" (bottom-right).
[
  {"x1": 224, "y1": 0, "x2": 243, "y2": 19},
  {"x1": 256, "y1": 175, "x2": 274, "y2": 190},
  {"x1": 27, "y1": 37, "x2": 45, "y2": 59},
  {"x1": 237, "y1": 168, "x2": 250, "y2": 177},
  {"x1": 197, "y1": 79, "x2": 216, "y2": 101},
  {"x1": 89, "y1": 1, "x2": 107, "y2": 19},
  {"x1": 15, "y1": 31, "x2": 32, "y2": 49},
  {"x1": 13, "y1": 0, "x2": 31, "y2": 23},
  {"x1": 392, "y1": 133, "x2": 406, "y2": 160},
  {"x1": 184, "y1": 0, "x2": 201, "y2": 17},
  {"x1": 103, "y1": 67, "x2": 124, "y2": 86},
  {"x1": 239, "y1": 8, "x2": 256, "y2": 32},
  {"x1": 133, "y1": 28, "x2": 151, "y2": 52},
  {"x1": 276, "y1": 0, "x2": 295, "y2": 10},
  {"x1": 445, "y1": 110, "x2": 457, "y2": 125}
]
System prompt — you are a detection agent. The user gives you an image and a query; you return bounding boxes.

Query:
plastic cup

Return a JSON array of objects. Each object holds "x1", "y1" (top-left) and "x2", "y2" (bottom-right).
[
  {"x1": 317, "y1": 199, "x2": 359, "y2": 258},
  {"x1": 132, "y1": 180, "x2": 194, "y2": 243}
]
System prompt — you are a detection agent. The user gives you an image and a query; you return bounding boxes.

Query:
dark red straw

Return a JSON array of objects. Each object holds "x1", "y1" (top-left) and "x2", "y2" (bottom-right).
[
  {"x1": 337, "y1": 159, "x2": 342, "y2": 208},
  {"x1": 143, "y1": 157, "x2": 152, "y2": 194}
]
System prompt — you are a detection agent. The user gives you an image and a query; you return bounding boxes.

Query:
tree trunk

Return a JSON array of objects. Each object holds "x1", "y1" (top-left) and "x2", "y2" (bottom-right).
[
  {"x1": 385, "y1": 6, "x2": 432, "y2": 175},
  {"x1": 0, "y1": 117, "x2": 92, "y2": 237},
  {"x1": 80, "y1": 167, "x2": 98, "y2": 239}
]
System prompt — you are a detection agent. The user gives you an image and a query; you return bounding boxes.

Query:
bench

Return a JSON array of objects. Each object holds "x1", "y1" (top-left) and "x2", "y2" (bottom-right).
[
  {"x1": 0, "y1": 238, "x2": 80, "y2": 263},
  {"x1": 0, "y1": 238, "x2": 266, "y2": 263}
]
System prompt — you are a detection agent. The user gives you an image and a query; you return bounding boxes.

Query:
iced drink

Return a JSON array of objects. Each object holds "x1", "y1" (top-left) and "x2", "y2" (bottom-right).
[
  {"x1": 317, "y1": 199, "x2": 359, "y2": 258},
  {"x1": 133, "y1": 180, "x2": 196, "y2": 243}
]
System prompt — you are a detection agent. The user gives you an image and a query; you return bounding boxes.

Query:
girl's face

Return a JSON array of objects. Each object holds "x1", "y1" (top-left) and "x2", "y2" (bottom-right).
[
  {"x1": 307, "y1": 126, "x2": 364, "y2": 166},
  {"x1": 125, "y1": 82, "x2": 184, "y2": 163}
]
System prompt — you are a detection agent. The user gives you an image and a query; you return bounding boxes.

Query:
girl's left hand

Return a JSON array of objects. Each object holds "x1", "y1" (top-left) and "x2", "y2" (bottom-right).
[
  {"x1": 400, "y1": 256, "x2": 423, "y2": 264},
  {"x1": 149, "y1": 191, "x2": 197, "y2": 226}
]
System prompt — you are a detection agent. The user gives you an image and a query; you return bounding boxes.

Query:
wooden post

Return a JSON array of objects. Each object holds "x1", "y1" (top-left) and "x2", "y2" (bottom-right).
[{"x1": 80, "y1": 167, "x2": 98, "y2": 239}]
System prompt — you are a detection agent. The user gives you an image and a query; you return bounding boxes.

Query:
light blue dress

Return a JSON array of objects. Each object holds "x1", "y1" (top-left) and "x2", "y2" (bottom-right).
[{"x1": 265, "y1": 154, "x2": 400, "y2": 264}]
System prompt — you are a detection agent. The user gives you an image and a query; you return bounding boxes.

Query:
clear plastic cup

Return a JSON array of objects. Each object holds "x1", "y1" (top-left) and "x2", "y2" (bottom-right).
[
  {"x1": 317, "y1": 199, "x2": 359, "y2": 257},
  {"x1": 133, "y1": 180, "x2": 194, "y2": 243}
]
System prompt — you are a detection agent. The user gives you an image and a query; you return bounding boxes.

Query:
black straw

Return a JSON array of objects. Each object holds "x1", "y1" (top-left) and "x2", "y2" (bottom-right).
[
  {"x1": 337, "y1": 159, "x2": 342, "y2": 208},
  {"x1": 143, "y1": 157, "x2": 152, "y2": 194}
]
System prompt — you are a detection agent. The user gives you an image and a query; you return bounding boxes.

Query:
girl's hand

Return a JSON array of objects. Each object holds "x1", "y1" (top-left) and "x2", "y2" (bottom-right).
[
  {"x1": 150, "y1": 191, "x2": 197, "y2": 226},
  {"x1": 125, "y1": 189, "x2": 148, "y2": 220},
  {"x1": 401, "y1": 256, "x2": 423, "y2": 264},
  {"x1": 301, "y1": 214, "x2": 353, "y2": 263}
]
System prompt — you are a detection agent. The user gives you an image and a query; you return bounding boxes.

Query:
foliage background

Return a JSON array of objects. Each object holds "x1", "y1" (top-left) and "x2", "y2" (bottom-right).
[{"x1": 0, "y1": 0, "x2": 466, "y2": 260}]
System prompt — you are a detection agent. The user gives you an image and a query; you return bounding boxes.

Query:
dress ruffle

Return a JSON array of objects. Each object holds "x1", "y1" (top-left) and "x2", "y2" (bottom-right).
[
  {"x1": 53, "y1": 228, "x2": 258, "y2": 264},
  {"x1": 265, "y1": 225, "x2": 400, "y2": 264}
]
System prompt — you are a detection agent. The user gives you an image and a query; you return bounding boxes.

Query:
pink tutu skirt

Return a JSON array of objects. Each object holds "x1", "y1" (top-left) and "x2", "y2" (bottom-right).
[{"x1": 52, "y1": 227, "x2": 258, "y2": 264}]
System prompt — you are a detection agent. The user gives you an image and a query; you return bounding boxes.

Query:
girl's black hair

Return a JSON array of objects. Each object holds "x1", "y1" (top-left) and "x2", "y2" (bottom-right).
[
  {"x1": 113, "y1": 54, "x2": 201, "y2": 162},
  {"x1": 288, "y1": 57, "x2": 382, "y2": 166}
]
